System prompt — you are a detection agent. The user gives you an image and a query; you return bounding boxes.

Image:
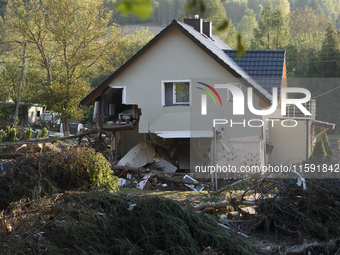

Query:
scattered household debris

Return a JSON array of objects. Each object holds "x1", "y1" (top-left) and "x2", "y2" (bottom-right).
[
  {"x1": 183, "y1": 174, "x2": 204, "y2": 191},
  {"x1": 150, "y1": 154, "x2": 177, "y2": 173},
  {"x1": 117, "y1": 141, "x2": 177, "y2": 173},
  {"x1": 117, "y1": 141, "x2": 155, "y2": 168},
  {"x1": 136, "y1": 174, "x2": 152, "y2": 190},
  {"x1": 15, "y1": 144, "x2": 27, "y2": 151},
  {"x1": 2, "y1": 126, "x2": 340, "y2": 253}
]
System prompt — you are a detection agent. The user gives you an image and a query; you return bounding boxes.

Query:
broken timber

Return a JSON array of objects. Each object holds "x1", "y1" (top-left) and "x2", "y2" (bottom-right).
[
  {"x1": 0, "y1": 129, "x2": 99, "y2": 147},
  {"x1": 194, "y1": 200, "x2": 257, "y2": 211}
]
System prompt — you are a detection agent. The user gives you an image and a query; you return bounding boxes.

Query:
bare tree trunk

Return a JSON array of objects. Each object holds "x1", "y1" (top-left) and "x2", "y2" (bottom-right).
[
  {"x1": 62, "y1": 116, "x2": 70, "y2": 137},
  {"x1": 13, "y1": 41, "x2": 27, "y2": 127}
]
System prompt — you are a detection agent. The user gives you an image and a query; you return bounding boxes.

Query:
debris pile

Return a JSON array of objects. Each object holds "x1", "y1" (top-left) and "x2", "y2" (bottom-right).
[
  {"x1": 0, "y1": 191, "x2": 255, "y2": 255},
  {"x1": 0, "y1": 147, "x2": 118, "y2": 210},
  {"x1": 114, "y1": 141, "x2": 205, "y2": 191},
  {"x1": 193, "y1": 177, "x2": 340, "y2": 253}
]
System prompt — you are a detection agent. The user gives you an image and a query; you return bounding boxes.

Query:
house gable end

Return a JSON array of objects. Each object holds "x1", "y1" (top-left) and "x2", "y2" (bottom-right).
[{"x1": 80, "y1": 20, "x2": 272, "y2": 107}]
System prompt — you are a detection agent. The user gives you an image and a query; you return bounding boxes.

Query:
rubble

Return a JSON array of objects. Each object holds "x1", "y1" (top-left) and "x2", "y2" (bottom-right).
[
  {"x1": 117, "y1": 141, "x2": 155, "y2": 167},
  {"x1": 2, "y1": 127, "x2": 340, "y2": 253},
  {"x1": 117, "y1": 141, "x2": 178, "y2": 172}
]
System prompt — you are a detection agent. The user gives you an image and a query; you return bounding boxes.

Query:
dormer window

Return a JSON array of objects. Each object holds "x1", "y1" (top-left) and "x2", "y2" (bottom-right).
[{"x1": 162, "y1": 80, "x2": 190, "y2": 106}]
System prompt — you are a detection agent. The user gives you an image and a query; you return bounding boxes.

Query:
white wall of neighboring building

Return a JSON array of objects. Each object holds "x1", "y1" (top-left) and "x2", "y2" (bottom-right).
[
  {"x1": 27, "y1": 105, "x2": 43, "y2": 124},
  {"x1": 267, "y1": 119, "x2": 310, "y2": 165}
]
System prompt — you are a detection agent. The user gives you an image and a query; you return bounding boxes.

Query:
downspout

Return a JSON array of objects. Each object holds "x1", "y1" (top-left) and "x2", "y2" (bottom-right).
[
  {"x1": 306, "y1": 119, "x2": 309, "y2": 160},
  {"x1": 213, "y1": 128, "x2": 218, "y2": 190}
]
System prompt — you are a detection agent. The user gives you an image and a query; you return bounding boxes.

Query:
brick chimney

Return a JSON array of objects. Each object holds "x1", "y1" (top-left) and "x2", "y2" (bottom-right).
[
  {"x1": 203, "y1": 21, "x2": 212, "y2": 38},
  {"x1": 184, "y1": 18, "x2": 203, "y2": 34},
  {"x1": 183, "y1": 17, "x2": 212, "y2": 38}
]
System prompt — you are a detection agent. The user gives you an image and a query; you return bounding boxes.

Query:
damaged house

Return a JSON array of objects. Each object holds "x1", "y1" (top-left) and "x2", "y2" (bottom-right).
[{"x1": 80, "y1": 18, "x2": 334, "y2": 175}]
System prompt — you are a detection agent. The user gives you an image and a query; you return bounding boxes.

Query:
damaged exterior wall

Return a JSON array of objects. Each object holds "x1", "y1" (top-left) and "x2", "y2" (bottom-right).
[
  {"x1": 104, "y1": 27, "x2": 278, "y2": 171},
  {"x1": 216, "y1": 135, "x2": 264, "y2": 171},
  {"x1": 190, "y1": 134, "x2": 264, "y2": 175},
  {"x1": 107, "y1": 28, "x2": 263, "y2": 138}
]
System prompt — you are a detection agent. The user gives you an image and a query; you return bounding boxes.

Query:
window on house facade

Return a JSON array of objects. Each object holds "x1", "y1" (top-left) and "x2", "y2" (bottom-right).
[{"x1": 163, "y1": 81, "x2": 190, "y2": 106}]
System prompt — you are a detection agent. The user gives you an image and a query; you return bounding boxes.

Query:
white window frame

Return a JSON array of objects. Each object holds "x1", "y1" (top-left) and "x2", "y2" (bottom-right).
[
  {"x1": 109, "y1": 85, "x2": 127, "y2": 104},
  {"x1": 161, "y1": 80, "x2": 191, "y2": 106}
]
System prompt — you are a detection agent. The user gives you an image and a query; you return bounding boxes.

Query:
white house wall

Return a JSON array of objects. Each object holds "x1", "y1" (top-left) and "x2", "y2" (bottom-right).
[
  {"x1": 27, "y1": 106, "x2": 43, "y2": 124},
  {"x1": 108, "y1": 28, "x2": 264, "y2": 139}
]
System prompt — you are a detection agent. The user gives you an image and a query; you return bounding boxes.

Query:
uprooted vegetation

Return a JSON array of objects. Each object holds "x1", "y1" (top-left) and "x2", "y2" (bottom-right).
[
  {"x1": 0, "y1": 147, "x2": 119, "y2": 210},
  {"x1": 0, "y1": 145, "x2": 255, "y2": 254},
  {"x1": 0, "y1": 191, "x2": 255, "y2": 255},
  {"x1": 253, "y1": 178, "x2": 340, "y2": 240},
  {"x1": 2, "y1": 138, "x2": 340, "y2": 254},
  {"x1": 193, "y1": 177, "x2": 340, "y2": 253}
]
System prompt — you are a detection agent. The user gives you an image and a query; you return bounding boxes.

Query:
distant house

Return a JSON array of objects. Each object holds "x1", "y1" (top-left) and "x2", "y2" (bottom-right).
[
  {"x1": 0, "y1": 101, "x2": 43, "y2": 125},
  {"x1": 80, "y1": 18, "x2": 334, "y2": 172}
]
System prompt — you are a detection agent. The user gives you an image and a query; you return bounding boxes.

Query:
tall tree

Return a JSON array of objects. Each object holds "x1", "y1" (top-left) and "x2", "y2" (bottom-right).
[
  {"x1": 6, "y1": 0, "x2": 122, "y2": 136},
  {"x1": 290, "y1": 8, "x2": 328, "y2": 54},
  {"x1": 317, "y1": 23, "x2": 340, "y2": 78},
  {"x1": 0, "y1": 60, "x2": 43, "y2": 103},
  {"x1": 272, "y1": 0, "x2": 290, "y2": 16},
  {"x1": 237, "y1": 8, "x2": 258, "y2": 48},
  {"x1": 223, "y1": 0, "x2": 248, "y2": 26},
  {"x1": 88, "y1": 28, "x2": 154, "y2": 88},
  {"x1": 251, "y1": 1, "x2": 290, "y2": 50},
  {"x1": 287, "y1": 8, "x2": 329, "y2": 77},
  {"x1": 187, "y1": 0, "x2": 226, "y2": 31},
  {"x1": 301, "y1": 24, "x2": 340, "y2": 133}
]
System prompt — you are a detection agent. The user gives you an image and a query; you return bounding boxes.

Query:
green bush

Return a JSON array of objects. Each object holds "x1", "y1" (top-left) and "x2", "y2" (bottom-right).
[
  {"x1": 17, "y1": 131, "x2": 22, "y2": 139},
  {"x1": 81, "y1": 149, "x2": 118, "y2": 188},
  {"x1": 319, "y1": 129, "x2": 332, "y2": 156},
  {"x1": 35, "y1": 130, "x2": 40, "y2": 139},
  {"x1": 311, "y1": 139, "x2": 327, "y2": 160},
  {"x1": 9, "y1": 128, "x2": 16, "y2": 142},
  {"x1": 26, "y1": 129, "x2": 32, "y2": 140},
  {"x1": 0, "y1": 147, "x2": 118, "y2": 209},
  {"x1": 2, "y1": 132, "x2": 7, "y2": 142},
  {"x1": 52, "y1": 135, "x2": 61, "y2": 144},
  {"x1": 42, "y1": 127, "x2": 48, "y2": 138}
]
